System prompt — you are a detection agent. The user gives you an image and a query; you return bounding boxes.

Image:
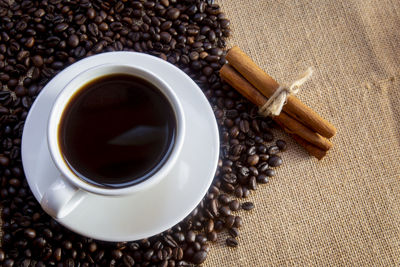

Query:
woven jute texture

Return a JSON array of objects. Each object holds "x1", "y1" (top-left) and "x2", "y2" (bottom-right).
[{"x1": 205, "y1": 0, "x2": 400, "y2": 266}]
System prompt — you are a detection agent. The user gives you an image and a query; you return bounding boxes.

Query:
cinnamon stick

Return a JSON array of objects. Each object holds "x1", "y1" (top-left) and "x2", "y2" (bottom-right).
[
  {"x1": 220, "y1": 64, "x2": 332, "y2": 155},
  {"x1": 291, "y1": 134, "x2": 327, "y2": 160},
  {"x1": 278, "y1": 111, "x2": 332, "y2": 151},
  {"x1": 226, "y1": 46, "x2": 337, "y2": 139}
]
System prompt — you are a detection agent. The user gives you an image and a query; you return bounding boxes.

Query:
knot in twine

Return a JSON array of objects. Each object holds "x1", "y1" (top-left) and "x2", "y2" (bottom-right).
[{"x1": 259, "y1": 67, "x2": 313, "y2": 117}]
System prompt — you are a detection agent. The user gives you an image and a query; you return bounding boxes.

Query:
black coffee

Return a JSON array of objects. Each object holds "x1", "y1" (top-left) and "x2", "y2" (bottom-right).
[{"x1": 58, "y1": 73, "x2": 176, "y2": 188}]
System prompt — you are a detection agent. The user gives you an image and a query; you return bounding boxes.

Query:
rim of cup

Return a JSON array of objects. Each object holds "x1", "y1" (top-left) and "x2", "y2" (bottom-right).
[{"x1": 47, "y1": 63, "x2": 185, "y2": 196}]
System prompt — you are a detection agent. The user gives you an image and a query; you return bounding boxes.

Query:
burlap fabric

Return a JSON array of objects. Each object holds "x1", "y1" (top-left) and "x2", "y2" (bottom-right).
[
  {"x1": 205, "y1": 0, "x2": 400, "y2": 266},
  {"x1": 2, "y1": 1, "x2": 399, "y2": 266}
]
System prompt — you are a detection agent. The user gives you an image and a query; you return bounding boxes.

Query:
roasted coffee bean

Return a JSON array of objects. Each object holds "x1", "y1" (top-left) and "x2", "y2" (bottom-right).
[
  {"x1": 172, "y1": 247, "x2": 183, "y2": 260},
  {"x1": 51, "y1": 61, "x2": 64, "y2": 69},
  {"x1": 219, "y1": 205, "x2": 231, "y2": 216},
  {"x1": 226, "y1": 237, "x2": 238, "y2": 247},
  {"x1": 17, "y1": 50, "x2": 30, "y2": 62},
  {"x1": 230, "y1": 144, "x2": 243, "y2": 156},
  {"x1": 43, "y1": 229, "x2": 53, "y2": 239},
  {"x1": 257, "y1": 174, "x2": 269, "y2": 184},
  {"x1": 268, "y1": 145, "x2": 280, "y2": 155},
  {"x1": 254, "y1": 136, "x2": 263, "y2": 144},
  {"x1": 24, "y1": 228, "x2": 36, "y2": 239},
  {"x1": 218, "y1": 194, "x2": 230, "y2": 204},
  {"x1": 167, "y1": 8, "x2": 180, "y2": 20},
  {"x1": 234, "y1": 186, "x2": 243, "y2": 198},
  {"x1": 239, "y1": 119, "x2": 250, "y2": 133},
  {"x1": 225, "y1": 109, "x2": 238, "y2": 119},
  {"x1": 8, "y1": 79, "x2": 19, "y2": 88},
  {"x1": 110, "y1": 22, "x2": 123, "y2": 32},
  {"x1": 242, "y1": 202, "x2": 255, "y2": 210},
  {"x1": 111, "y1": 249, "x2": 123, "y2": 259},
  {"x1": 62, "y1": 241, "x2": 72, "y2": 250},
  {"x1": 199, "y1": 51, "x2": 208, "y2": 59},
  {"x1": 239, "y1": 166, "x2": 250, "y2": 177},
  {"x1": 192, "y1": 250, "x2": 207, "y2": 264},
  {"x1": 0, "y1": 155, "x2": 10, "y2": 166},
  {"x1": 242, "y1": 186, "x2": 250, "y2": 198},
  {"x1": 202, "y1": 66, "x2": 213, "y2": 76},
  {"x1": 68, "y1": 34, "x2": 79, "y2": 48},
  {"x1": 53, "y1": 247, "x2": 62, "y2": 261},
  {"x1": 0, "y1": 106, "x2": 8, "y2": 115},
  {"x1": 173, "y1": 232, "x2": 185, "y2": 242},
  {"x1": 265, "y1": 168, "x2": 276, "y2": 177},
  {"x1": 258, "y1": 145, "x2": 267, "y2": 154},
  {"x1": 94, "y1": 250, "x2": 105, "y2": 261},
  {"x1": 229, "y1": 200, "x2": 240, "y2": 211},
  {"x1": 247, "y1": 146, "x2": 256, "y2": 156},
  {"x1": 207, "y1": 231, "x2": 218, "y2": 242},
  {"x1": 276, "y1": 139, "x2": 287, "y2": 151},
  {"x1": 268, "y1": 155, "x2": 283, "y2": 167},
  {"x1": 223, "y1": 173, "x2": 237, "y2": 184},
  {"x1": 31, "y1": 55, "x2": 44, "y2": 67},
  {"x1": 249, "y1": 166, "x2": 258, "y2": 176},
  {"x1": 205, "y1": 219, "x2": 214, "y2": 233},
  {"x1": 224, "y1": 215, "x2": 236, "y2": 228},
  {"x1": 98, "y1": 22, "x2": 109, "y2": 31},
  {"x1": 234, "y1": 216, "x2": 243, "y2": 228},
  {"x1": 161, "y1": 21, "x2": 173, "y2": 31},
  {"x1": 0, "y1": 73, "x2": 10, "y2": 82},
  {"x1": 220, "y1": 19, "x2": 230, "y2": 28},
  {"x1": 33, "y1": 237, "x2": 46, "y2": 248},
  {"x1": 209, "y1": 198, "x2": 219, "y2": 216},
  {"x1": 229, "y1": 126, "x2": 240, "y2": 138},
  {"x1": 31, "y1": 67, "x2": 41, "y2": 80},
  {"x1": 186, "y1": 230, "x2": 196, "y2": 243},
  {"x1": 247, "y1": 154, "x2": 259, "y2": 166},
  {"x1": 258, "y1": 162, "x2": 269, "y2": 173},
  {"x1": 259, "y1": 154, "x2": 270, "y2": 161},
  {"x1": 3, "y1": 259, "x2": 14, "y2": 267},
  {"x1": 86, "y1": 8, "x2": 96, "y2": 19},
  {"x1": 55, "y1": 23, "x2": 68, "y2": 32},
  {"x1": 248, "y1": 176, "x2": 257, "y2": 190},
  {"x1": 189, "y1": 51, "x2": 199, "y2": 61},
  {"x1": 185, "y1": 247, "x2": 195, "y2": 261},
  {"x1": 88, "y1": 23, "x2": 99, "y2": 36},
  {"x1": 160, "y1": 31, "x2": 172, "y2": 43},
  {"x1": 196, "y1": 234, "x2": 207, "y2": 244},
  {"x1": 0, "y1": 249, "x2": 5, "y2": 262},
  {"x1": 222, "y1": 182, "x2": 235, "y2": 192},
  {"x1": 163, "y1": 234, "x2": 178, "y2": 248},
  {"x1": 228, "y1": 227, "x2": 239, "y2": 238},
  {"x1": 121, "y1": 254, "x2": 135, "y2": 266}
]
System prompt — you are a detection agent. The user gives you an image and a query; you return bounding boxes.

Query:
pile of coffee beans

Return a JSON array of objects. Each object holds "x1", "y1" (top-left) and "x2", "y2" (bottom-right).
[{"x1": 0, "y1": 0, "x2": 286, "y2": 266}]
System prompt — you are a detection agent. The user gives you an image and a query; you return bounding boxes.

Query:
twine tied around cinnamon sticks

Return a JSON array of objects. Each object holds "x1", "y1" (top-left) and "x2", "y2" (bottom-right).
[
  {"x1": 259, "y1": 67, "x2": 313, "y2": 117},
  {"x1": 220, "y1": 46, "x2": 336, "y2": 160}
]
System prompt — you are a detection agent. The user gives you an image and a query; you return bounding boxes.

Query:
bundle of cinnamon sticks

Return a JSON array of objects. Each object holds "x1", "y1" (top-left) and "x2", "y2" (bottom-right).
[{"x1": 220, "y1": 46, "x2": 336, "y2": 160}]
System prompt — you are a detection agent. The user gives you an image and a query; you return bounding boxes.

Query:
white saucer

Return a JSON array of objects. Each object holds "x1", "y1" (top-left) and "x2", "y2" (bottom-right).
[{"x1": 21, "y1": 52, "x2": 219, "y2": 242}]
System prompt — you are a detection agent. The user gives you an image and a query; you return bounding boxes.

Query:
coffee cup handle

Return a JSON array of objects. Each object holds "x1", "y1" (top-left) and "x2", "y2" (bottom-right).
[{"x1": 41, "y1": 176, "x2": 86, "y2": 219}]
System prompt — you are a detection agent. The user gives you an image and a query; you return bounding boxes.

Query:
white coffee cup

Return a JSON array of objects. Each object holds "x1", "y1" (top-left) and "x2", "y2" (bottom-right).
[{"x1": 42, "y1": 64, "x2": 185, "y2": 219}]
